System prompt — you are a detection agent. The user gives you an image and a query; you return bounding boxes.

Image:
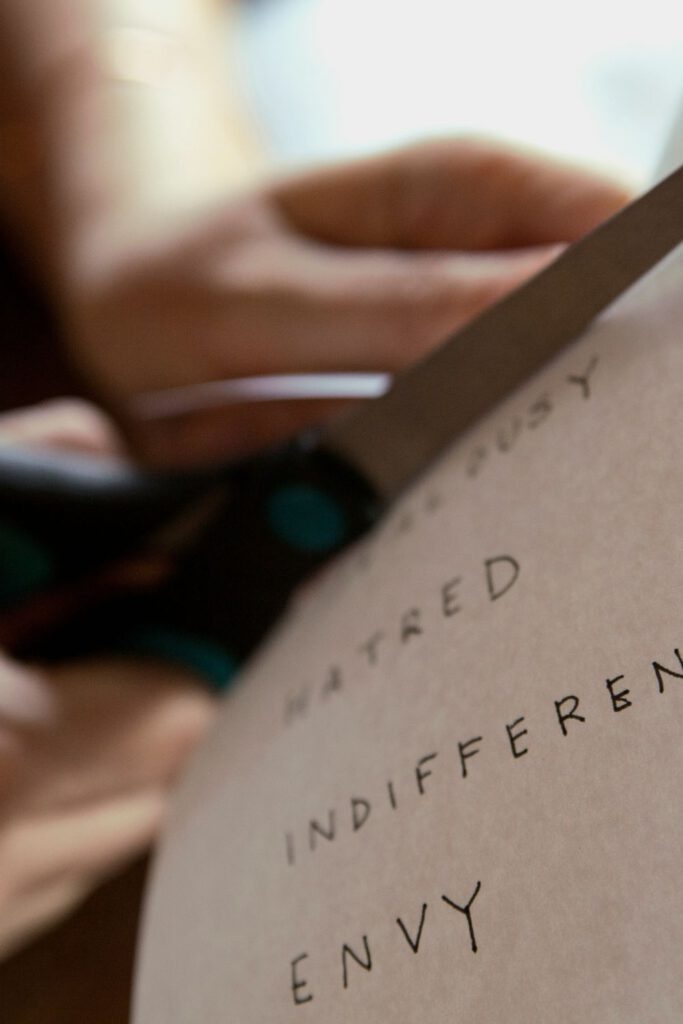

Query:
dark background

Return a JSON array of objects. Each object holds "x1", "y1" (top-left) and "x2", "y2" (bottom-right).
[
  {"x1": 0, "y1": 236, "x2": 143, "y2": 1023},
  {"x1": 1, "y1": 861, "x2": 147, "y2": 1023}
]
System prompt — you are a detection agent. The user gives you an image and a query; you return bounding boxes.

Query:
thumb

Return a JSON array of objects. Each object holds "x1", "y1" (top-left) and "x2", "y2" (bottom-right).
[
  {"x1": 297, "y1": 242, "x2": 565, "y2": 369},
  {"x1": 132, "y1": 241, "x2": 562, "y2": 464},
  {"x1": 270, "y1": 137, "x2": 632, "y2": 250}
]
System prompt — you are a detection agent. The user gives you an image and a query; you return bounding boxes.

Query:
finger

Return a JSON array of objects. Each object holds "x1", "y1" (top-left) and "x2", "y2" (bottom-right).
[
  {"x1": 0, "y1": 792, "x2": 164, "y2": 957},
  {"x1": 0, "y1": 398, "x2": 126, "y2": 457},
  {"x1": 0, "y1": 788, "x2": 166, "y2": 895},
  {"x1": 207, "y1": 240, "x2": 563, "y2": 375},
  {"x1": 8, "y1": 658, "x2": 213, "y2": 815},
  {"x1": 133, "y1": 242, "x2": 561, "y2": 463},
  {"x1": 0, "y1": 872, "x2": 94, "y2": 960},
  {"x1": 0, "y1": 653, "x2": 56, "y2": 729},
  {"x1": 270, "y1": 137, "x2": 633, "y2": 251}
]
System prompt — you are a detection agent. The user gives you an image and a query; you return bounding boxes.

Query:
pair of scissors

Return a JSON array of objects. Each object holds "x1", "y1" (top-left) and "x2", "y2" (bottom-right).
[{"x1": 1, "y1": 165, "x2": 681, "y2": 687}]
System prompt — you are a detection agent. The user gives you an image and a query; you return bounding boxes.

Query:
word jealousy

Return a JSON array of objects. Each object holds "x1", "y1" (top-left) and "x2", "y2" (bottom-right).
[{"x1": 354, "y1": 353, "x2": 599, "y2": 563}]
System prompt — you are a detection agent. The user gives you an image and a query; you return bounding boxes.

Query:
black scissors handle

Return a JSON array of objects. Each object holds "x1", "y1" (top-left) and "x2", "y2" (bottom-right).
[{"x1": 0, "y1": 439, "x2": 380, "y2": 686}]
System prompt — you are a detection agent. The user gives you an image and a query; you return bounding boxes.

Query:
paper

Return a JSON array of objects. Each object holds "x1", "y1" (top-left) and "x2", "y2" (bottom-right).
[{"x1": 134, "y1": 240, "x2": 683, "y2": 1022}]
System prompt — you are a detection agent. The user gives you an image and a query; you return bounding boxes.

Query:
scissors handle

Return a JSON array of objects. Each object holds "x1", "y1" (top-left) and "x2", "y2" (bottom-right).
[{"x1": 0, "y1": 440, "x2": 379, "y2": 686}]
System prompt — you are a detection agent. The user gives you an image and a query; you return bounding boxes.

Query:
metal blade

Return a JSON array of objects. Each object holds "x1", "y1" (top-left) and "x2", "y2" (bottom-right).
[{"x1": 324, "y1": 164, "x2": 683, "y2": 499}]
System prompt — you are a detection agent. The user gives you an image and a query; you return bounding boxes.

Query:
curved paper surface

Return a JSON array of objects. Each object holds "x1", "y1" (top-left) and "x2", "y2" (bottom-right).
[{"x1": 135, "y1": 245, "x2": 683, "y2": 1023}]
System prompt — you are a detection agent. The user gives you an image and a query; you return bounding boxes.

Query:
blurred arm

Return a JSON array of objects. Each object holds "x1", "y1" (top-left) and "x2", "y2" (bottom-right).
[{"x1": 0, "y1": 0, "x2": 264, "y2": 289}]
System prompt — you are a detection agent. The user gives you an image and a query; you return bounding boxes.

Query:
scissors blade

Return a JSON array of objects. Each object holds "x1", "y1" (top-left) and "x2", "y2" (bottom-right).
[{"x1": 323, "y1": 164, "x2": 683, "y2": 500}]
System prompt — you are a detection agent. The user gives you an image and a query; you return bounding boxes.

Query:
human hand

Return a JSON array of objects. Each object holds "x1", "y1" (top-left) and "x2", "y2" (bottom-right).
[
  {"x1": 61, "y1": 138, "x2": 631, "y2": 465},
  {"x1": 0, "y1": 400, "x2": 213, "y2": 959}
]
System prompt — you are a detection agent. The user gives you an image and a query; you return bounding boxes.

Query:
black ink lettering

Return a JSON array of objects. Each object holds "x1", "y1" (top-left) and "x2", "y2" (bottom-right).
[
  {"x1": 351, "y1": 798, "x2": 371, "y2": 832},
  {"x1": 342, "y1": 936, "x2": 372, "y2": 989},
  {"x1": 387, "y1": 780, "x2": 398, "y2": 810},
  {"x1": 285, "y1": 688, "x2": 311, "y2": 725},
  {"x1": 321, "y1": 666, "x2": 343, "y2": 700},
  {"x1": 606, "y1": 674, "x2": 632, "y2": 712},
  {"x1": 653, "y1": 649, "x2": 683, "y2": 694},
  {"x1": 485, "y1": 555, "x2": 520, "y2": 601},
  {"x1": 567, "y1": 355, "x2": 598, "y2": 399},
  {"x1": 286, "y1": 832, "x2": 296, "y2": 867},
  {"x1": 358, "y1": 632, "x2": 385, "y2": 666},
  {"x1": 425, "y1": 492, "x2": 443, "y2": 513},
  {"x1": 441, "y1": 881, "x2": 482, "y2": 953},
  {"x1": 291, "y1": 954, "x2": 313, "y2": 1005},
  {"x1": 458, "y1": 737, "x2": 482, "y2": 778},
  {"x1": 397, "y1": 512, "x2": 414, "y2": 534},
  {"x1": 397, "y1": 903, "x2": 428, "y2": 954},
  {"x1": 442, "y1": 577, "x2": 462, "y2": 617},
  {"x1": 527, "y1": 394, "x2": 552, "y2": 429},
  {"x1": 506, "y1": 717, "x2": 528, "y2": 758},
  {"x1": 401, "y1": 608, "x2": 423, "y2": 642},
  {"x1": 415, "y1": 753, "x2": 438, "y2": 795},
  {"x1": 309, "y1": 811, "x2": 336, "y2": 851},
  {"x1": 555, "y1": 695, "x2": 586, "y2": 736},
  {"x1": 496, "y1": 417, "x2": 522, "y2": 453},
  {"x1": 466, "y1": 445, "x2": 488, "y2": 479}
]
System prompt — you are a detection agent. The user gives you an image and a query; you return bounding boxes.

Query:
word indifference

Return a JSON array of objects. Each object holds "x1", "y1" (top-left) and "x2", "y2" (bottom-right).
[
  {"x1": 284, "y1": 643, "x2": 683, "y2": 869},
  {"x1": 285, "y1": 643, "x2": 683, "y2": 1007}
]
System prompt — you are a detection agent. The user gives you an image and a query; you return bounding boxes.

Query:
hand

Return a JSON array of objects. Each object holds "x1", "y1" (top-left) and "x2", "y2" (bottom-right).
[
  {"x1": 61, "y1": 138, "x2": 631, "y2": 465},
  {"x1": 0, "y1": 400, "x2": 213, "y2": 959}
]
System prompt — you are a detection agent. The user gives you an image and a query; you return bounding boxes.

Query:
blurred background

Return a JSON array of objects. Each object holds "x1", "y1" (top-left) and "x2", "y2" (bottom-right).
[
  {"x1": 1, "y1": 2, "x2": 681, "y2": 1022},
  {"x1": 236, "y1": 0, "x2": 683, "y2": 182}
]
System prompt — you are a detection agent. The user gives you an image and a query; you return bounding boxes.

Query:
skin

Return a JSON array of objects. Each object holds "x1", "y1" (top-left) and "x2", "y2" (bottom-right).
[
  {"x1": 0, "y1": 0, "x2": 631, "y2": 954},
  {"x1": 0, "y1": 400, "x2": 213, "y2": 959},
  {"x1": 62, "y1": 138, "x2": 632, "y2": 463},
  {"x1": 0, "y1": 1, "x2": 630, "y2": 464}
]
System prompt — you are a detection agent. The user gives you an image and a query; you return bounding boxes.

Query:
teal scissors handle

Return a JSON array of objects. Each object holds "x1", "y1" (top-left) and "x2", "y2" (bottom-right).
[{"x1": 0, "y1": 438, "x2": 380, "y2": 687}]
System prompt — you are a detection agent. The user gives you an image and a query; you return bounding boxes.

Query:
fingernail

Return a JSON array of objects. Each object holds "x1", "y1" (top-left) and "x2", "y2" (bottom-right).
[
  {"x1": 0, "y1": 656, "x2": 57, "y2": 727},
  {"x1": 543, "y1": 243, "x2": 567, "y2": 260},
  {"x1": 514, "y1": 243, "x2": 566, "y2": 264}
]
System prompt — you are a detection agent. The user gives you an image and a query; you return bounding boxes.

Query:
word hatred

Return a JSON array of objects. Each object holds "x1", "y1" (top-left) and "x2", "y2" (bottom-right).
[{"x1": 285, "y1": 553, "x2": 520, "y2": 726}]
